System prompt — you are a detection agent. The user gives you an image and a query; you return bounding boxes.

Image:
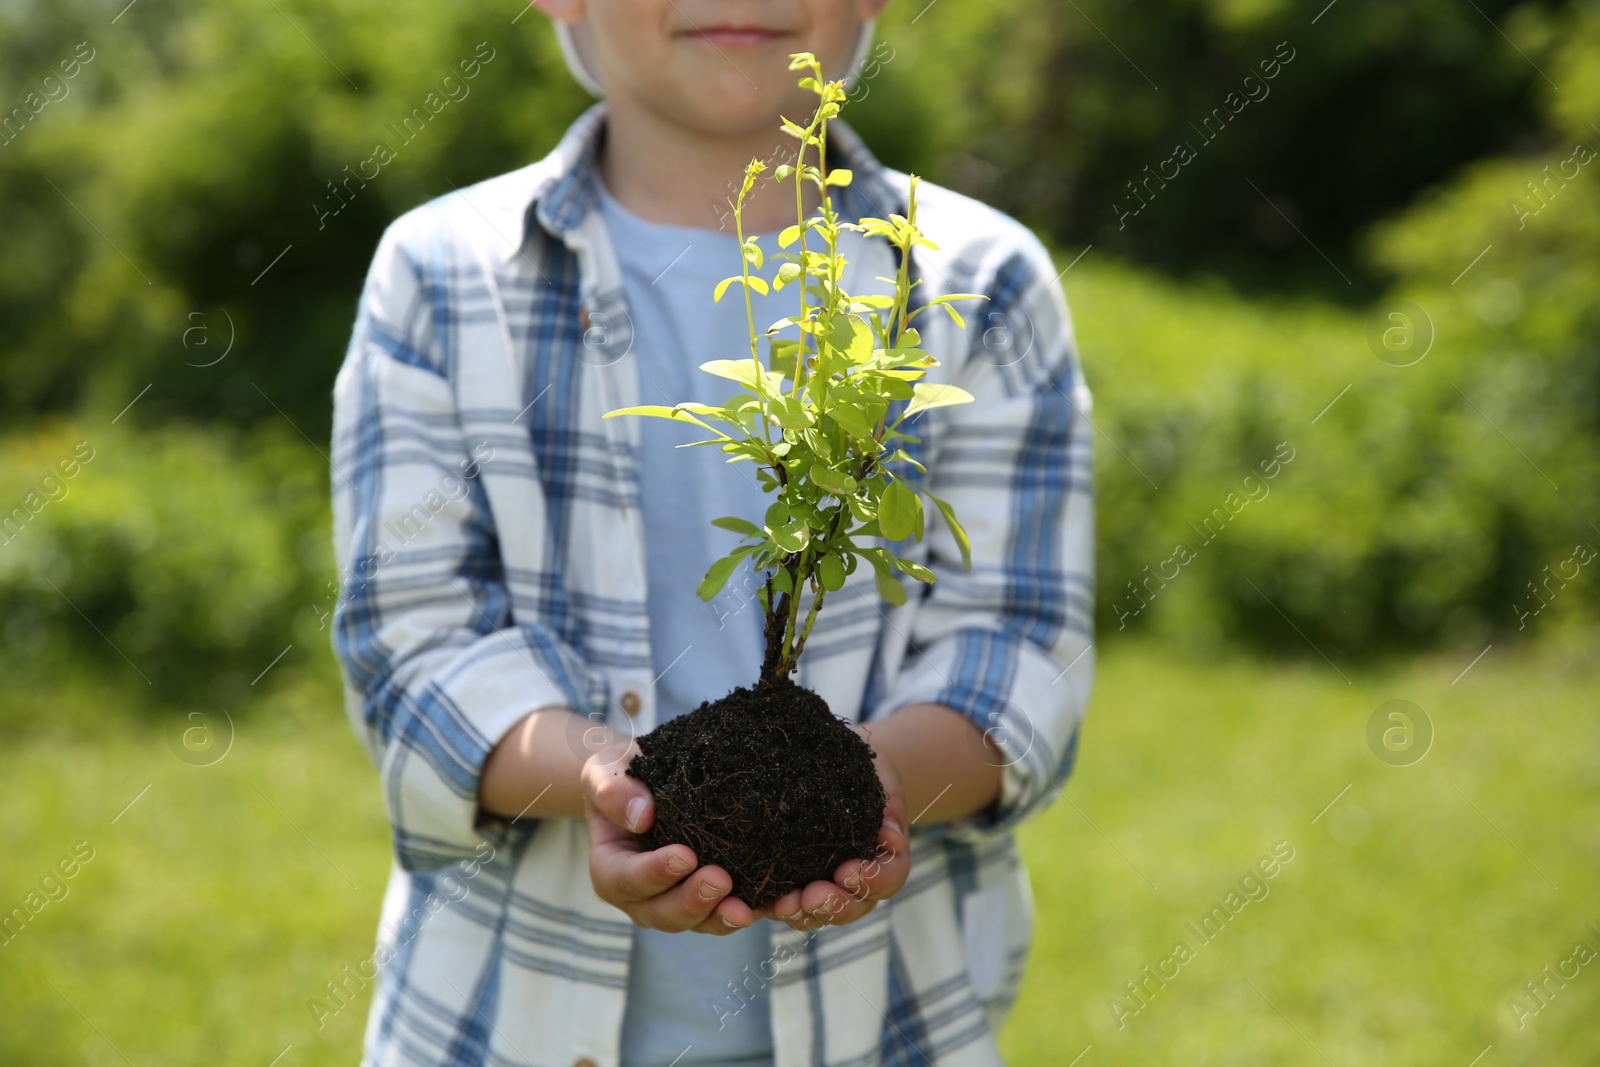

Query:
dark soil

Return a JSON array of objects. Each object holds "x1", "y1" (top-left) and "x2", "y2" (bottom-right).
[{"x1": 626, "y1": 677, "x2": 886, "y2": 910}]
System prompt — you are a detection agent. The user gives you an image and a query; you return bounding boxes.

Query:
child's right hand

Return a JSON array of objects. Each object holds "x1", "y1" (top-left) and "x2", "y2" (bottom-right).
[{"x1": 580, "y1": 746, "x2": 765, "y2": 935}]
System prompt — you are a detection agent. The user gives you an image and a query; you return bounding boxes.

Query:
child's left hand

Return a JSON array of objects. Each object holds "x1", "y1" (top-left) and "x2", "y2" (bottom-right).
[{"x1": 769, "y1": 739, "x2": 910, "y2": 931}]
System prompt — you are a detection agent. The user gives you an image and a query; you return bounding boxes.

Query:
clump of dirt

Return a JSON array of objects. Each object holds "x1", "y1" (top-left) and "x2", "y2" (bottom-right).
[{"x1": 627, "y1": 677, "x2": 886, "y2": 910}]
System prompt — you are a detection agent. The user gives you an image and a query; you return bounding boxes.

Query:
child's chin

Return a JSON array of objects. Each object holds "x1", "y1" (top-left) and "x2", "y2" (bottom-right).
[{"x1": 674, "y1": 79, "x2": 813, "y2": 136}]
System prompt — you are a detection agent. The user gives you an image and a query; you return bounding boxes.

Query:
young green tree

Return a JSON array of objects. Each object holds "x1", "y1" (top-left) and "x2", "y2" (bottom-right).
[{"x1": 606, "y1": 53, "x2": 982, "y2": 686}]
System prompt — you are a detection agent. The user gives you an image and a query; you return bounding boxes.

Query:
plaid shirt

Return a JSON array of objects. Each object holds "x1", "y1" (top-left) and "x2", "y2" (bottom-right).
[{"x1": 331, "y1": 104, "x2": 1095, "y2": 1067}]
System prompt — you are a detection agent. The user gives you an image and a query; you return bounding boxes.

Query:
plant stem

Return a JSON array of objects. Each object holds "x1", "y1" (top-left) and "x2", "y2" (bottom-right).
[
  {"x1": 789, "y1": 586, "x2": 827, "y2": 667},
  {"x1": 760, "y1": 579, "x2": 788, "y2": 685},
  {"x1": 733, "y1": 185, "x2": 774, "y2": 447}
]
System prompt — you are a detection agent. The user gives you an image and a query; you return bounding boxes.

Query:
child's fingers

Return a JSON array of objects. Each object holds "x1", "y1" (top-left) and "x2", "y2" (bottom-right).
[
  {"x1": 591, "y1": 830, "x2": 698, "y2": 905},
  {"x1": 768, "y1": 880, "x2": 850, "y2": 931},
  {"x1": 629, "y1": 865, "x2": 734, "y2": 931},
  {"x1": 582, "y1": 751, "x2": 654, "y2": 834},
  {"x1": 846, "y1": 815, "x2": 909, "y2": 900},
  {"x1": 769, "y1": 888, "x2": 805, "y2": 924},
  {"x1": 690, "y1": 894, "x2": 762, "y2": 936}
]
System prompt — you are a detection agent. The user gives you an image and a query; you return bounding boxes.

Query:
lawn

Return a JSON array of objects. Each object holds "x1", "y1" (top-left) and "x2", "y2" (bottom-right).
[{"x1": 1, "y1": 640, "x2": 1596, "y2": 1066}]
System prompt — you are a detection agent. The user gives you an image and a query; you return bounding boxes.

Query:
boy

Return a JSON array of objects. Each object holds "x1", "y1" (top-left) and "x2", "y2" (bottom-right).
[{"x1": 330, "y1": 2, "x2": 1095, "y2": 1065}]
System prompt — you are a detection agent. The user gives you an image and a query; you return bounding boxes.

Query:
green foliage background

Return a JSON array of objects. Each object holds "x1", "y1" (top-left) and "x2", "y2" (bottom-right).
[
  {"x1": 3, "y1": 0, "x2": 1600, "y2": 1061},
  {"x1": 4, "y1": 0, "x2": 1597, "y2": 696}
]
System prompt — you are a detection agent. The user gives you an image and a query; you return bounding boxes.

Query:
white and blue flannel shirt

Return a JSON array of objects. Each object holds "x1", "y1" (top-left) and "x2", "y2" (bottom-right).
[{"x1": 330, "y1": 104, "x2": 1095, "y2": 1067}]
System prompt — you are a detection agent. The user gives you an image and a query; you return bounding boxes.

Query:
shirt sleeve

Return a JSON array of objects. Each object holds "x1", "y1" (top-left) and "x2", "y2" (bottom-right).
[
  {"x1": 330, "y1": 217, "x2": 602, "y2": 870},
  {"x1": 870, "y1": 234, "x2": 1095, "y2": 840}
]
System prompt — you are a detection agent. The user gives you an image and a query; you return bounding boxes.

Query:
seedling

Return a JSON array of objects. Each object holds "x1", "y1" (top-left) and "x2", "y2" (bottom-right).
[{"x1": 605, "y1": 54, "x2": 981, "y2": 908}]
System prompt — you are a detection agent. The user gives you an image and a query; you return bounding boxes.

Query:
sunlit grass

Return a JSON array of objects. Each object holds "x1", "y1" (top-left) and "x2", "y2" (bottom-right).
[
  {"x1": 1005, "y1": 639, "x2": 1600, "y2": 1066},
  {"x1": 1, "y1": 640, "x2": 1596, "y2": 1065}
]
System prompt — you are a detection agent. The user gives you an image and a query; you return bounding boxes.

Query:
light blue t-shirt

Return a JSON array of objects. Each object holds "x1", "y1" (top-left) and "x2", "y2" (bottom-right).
[{"x1": 598, "y1": 181, "x2": 781, "y2": 1067}]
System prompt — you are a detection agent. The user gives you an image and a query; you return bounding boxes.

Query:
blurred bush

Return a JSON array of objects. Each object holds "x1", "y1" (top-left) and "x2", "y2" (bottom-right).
[
  {"x1": 0, "y1": 420, "x2": 330, "y2": 713},
  {"x1": 1, "y1": 0, "x2": 1596, "y2": 690},
  {"x1": 1082, "y1": 2, "x2": 1600, "y2": 659},
  {"x1": 0, "y1": 0, "x2": 1578, "y2": 436},
  {"x1": 1, "y1": 0, "x2": 590, "y2": 436},
  {"x1": 1077, "y1": 261, "x2": 1596, "y2": 662},
  {"x1": 867, "y1": 0, "x2": 1566, "y2": 297}
]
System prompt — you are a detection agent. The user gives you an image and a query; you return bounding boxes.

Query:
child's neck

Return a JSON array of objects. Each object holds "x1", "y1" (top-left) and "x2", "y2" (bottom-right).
[{"x1": 598, "y1": 99, "x2": 821, "y2": 235}]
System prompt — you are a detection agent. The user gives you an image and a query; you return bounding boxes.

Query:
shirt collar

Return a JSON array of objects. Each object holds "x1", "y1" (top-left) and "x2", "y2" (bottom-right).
[{"x1": 493, "y1": 104, "x2": 905, "y2": 267}]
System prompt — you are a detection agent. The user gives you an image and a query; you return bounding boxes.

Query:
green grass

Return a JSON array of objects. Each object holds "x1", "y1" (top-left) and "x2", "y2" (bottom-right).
[
  {"x1": 1004, "y1": 639, "x2": 1600, "y2": 1066},
  {"x1": 1, "y1": 642, "x2": 1597, "y2": 1066}
]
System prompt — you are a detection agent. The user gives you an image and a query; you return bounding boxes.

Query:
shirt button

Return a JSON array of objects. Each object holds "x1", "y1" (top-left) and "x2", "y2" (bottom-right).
[{"x1": 619, "y1": 691, "x2": 641, "y2": 716}]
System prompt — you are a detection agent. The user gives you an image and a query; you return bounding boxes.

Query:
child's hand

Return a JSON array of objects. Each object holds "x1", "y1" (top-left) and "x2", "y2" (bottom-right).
[
  {"x1": 769, "y1": 738, "x2": 910, "y2": 932},
  {"x1": 581, "y1": 744, "x2": 765, "y2": 935}
]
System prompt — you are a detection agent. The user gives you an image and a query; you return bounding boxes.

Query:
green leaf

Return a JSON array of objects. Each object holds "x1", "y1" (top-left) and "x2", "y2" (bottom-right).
[
  {"x1": 829, "y1": 317, "x2": 874, "y2": 364},
  {"x1": 889, "y1": 555, "x2": 936, "y2": 584},
  {"x1": 928, "y1": 491, "x2": 972, "y2": 570},
  {"x1": 604, "y1": 404, "x2": 724, "y2": 437},
  {"x1": 712, "y1": 515, "x2": 764, "y2": 539},
  {"x1": 779, "y1": 224, "x2": 802, "y2": 248},
  {"x1": 817, "y1": 553, "x2": 846, "y2": 591},
  {"x1": 767, "y1": 395, "x2": 812, "y2": 429},
  {"x1": 769, "y1": 517, "x2": 811, "y2": 553},
  {"x1": 747, "y1": 275, "x2": 769, "y2": 296},
  {"x1": 825, "y1": 168, "x2": 854, "y2": 187},
  {"x1": 886, "y1": 448, "x2": 927, "y2": 474},
  {"x1": 915, "y1": 294, "x2": 986, "y2": 330},
  {"x1": 713, "y1": 276, "x2": 745, "y2": 303},
  {"x1": 700, "y1": 359, "x2": 783, "y2": 394},
  {"x1": 901, "y1": 382, "x2": 975, "y2": 421},
  {"x1": 828, "y1": 403, "x2": 877, "y2": 439},
  {"x1": 877, "y1": 478, "x2": 922, "y2": 541},
  {"x1": 810, "y1": 465, "x2": 858, "y2": 496},
  {"x1": 697, "y1": 546, "x2": 754, "y2": 600},
  {"x1": 773, "y1": 262, "x2": 803, "y2": 289},
  {"x1": 603, "y1": 404, "x2": 678, "y2": 420},
  {"x1": 864, "y1": 550, "x2": 907, "y2": 606}
]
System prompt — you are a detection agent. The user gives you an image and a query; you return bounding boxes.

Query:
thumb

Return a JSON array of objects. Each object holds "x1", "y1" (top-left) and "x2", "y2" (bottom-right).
[{"x1": 584, "y1": 752, "x2": 654, "y2": 834}]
